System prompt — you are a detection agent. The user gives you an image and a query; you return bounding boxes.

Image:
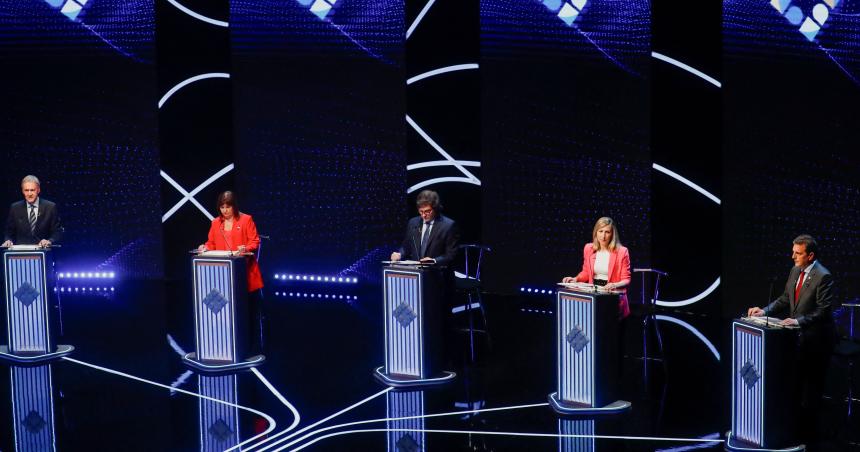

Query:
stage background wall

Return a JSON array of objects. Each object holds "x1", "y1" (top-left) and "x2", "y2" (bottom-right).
[{"x1": 722, "y1": 0, "x2": 860, "y2": 317}]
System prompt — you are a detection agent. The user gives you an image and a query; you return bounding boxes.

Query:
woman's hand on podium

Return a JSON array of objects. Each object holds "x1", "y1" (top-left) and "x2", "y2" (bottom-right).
[
  {"x1": 561, "y1": 276, "x2": 575, "y2": 283},
  {"x1": 237, "y1": 245, "x2": 247, "y2": 254},
  {"x1": 1, "y1": 240, "x2": 11, "y2": 247},
  {"x1": 197, "y1": 244, "x2": 208, "y2": 253},
  {"x1": 390, "y1": 252, "x2": 401, "y2": 261}
]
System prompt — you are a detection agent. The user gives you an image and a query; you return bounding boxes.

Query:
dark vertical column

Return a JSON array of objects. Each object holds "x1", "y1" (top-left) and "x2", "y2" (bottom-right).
[
  {"x1": 405, "y1": 0, "x2": 482, "y2": 244},
  {"x1": 156, "y1": 0, "x2": 235, "y2": 280}
]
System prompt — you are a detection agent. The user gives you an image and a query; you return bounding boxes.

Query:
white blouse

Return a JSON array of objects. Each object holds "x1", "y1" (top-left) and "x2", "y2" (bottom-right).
[{"x1": 594, "y1": 250, "x2": 610, "y2": 281}]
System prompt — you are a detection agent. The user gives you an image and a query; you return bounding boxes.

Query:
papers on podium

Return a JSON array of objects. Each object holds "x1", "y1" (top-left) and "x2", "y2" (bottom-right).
[
  {"x1": 198, "y1": 250, "x2": 234, "y2": 257},
  {"x1": 6, "y1": 245, "x2": 43, "y2": 250},
  {"x1": 741, "y1": 316, "x2": 800, "y2": 329},
  {"x1": 557, "y1": 282, "x2": 619, "y2": 293},
  {"x1": 382, "y1": 260, "x2": 423, "y2": 265}
]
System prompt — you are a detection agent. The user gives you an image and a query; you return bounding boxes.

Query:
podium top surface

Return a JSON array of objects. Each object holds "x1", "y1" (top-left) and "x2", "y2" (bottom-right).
[
  {"x1": 736, "y1": 316, "x2": 801, "y2": 330},
  {"x1": 3, "y1": 245, "x2": 50, "y2": 251},
  {"x1": 557, "y1": 282, "x2": 621, "y2": 295},
  {"x1": 193, "y1": 251, "x2": 251, "y2": 259}
]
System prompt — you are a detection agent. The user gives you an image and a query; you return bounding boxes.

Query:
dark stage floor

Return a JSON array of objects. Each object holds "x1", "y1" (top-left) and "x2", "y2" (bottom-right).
[{"x1": 1, "y1": 281, "x2": 858, "y2": 451}]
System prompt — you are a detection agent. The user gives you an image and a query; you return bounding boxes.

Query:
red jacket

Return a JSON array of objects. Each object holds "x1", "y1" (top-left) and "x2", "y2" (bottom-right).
[
  {"x1": 205, "y1": 213, "x2": 264, "y2": 292},
  {"x1": 574, "y1": 243, "x2": 631, "y2": 318}
]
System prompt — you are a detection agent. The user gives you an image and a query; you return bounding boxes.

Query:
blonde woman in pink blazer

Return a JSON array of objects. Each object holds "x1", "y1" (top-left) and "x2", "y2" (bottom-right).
[{"x1": 562, "y1": 217, "x2": 631, "y2": 318}]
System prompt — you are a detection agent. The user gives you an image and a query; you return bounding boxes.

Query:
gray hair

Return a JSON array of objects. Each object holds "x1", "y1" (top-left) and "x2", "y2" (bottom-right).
[{"x1": 21, "y1": 175, "x2": 40, "y2": 187}]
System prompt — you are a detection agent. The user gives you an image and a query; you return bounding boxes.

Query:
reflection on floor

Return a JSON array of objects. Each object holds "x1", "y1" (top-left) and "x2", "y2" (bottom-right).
[{"x1": 1, "y1": 281, "x2": 857, "y2": 450}]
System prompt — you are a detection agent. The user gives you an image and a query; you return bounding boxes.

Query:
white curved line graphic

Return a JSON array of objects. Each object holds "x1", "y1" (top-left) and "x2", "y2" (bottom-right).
[
  {"x1": 407, "y1": 160, "x2": 481, "y2": 170},
  {"x1": 158, "y1": 72, "x2": 230, "y2": 109},
  {"x1": 62, "y1": 357, "x2": 277, "y2": 450},
  {"x1": 243, "y1": 387, "x2": 392, "y2": 452},
  {"x1": 163, "y1": 0, "x2": 228, "y2": 27},
  {"x1": 278, "y1": 402, "x2": 548, "y2": 450},
  {"x1": 250, "y1": 368, "x2": 301, "y2": 433},
  {"x1": 655, "y1": 277, "x2": 720, "y2": 308},
  {"x1": 408, "y1": 177, "x2": 481, "y2": 193},
  {"x1": 407, "y1": 63, "x2": 479, "y2": 85},
  {"x1": 655, "y1": 314, "x2": 721, "y2": 361},
  {"x1": 161, "y1": 163, "x2": 234, "y2": 223},
  {"x1": 288, "y1": 428, "x2": 724, "y2": 451},
  {"x1": 652, "y1": 163, "x2": 720, "y2": 205},
  {"x1": 651, "y1": 52, "x2": 721, "y2": 88},
  {"x1": 406, "y1": 0, "x2": 436, "y2": 39}
]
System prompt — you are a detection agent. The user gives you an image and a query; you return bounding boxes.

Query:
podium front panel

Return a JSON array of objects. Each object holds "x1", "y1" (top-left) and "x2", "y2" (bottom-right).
[
  {"x1": 558, "y1": 419, "x2": 594, "y2": 452},
  {"x1": 383, "y1": 269, "x2": 424, "y2": 378},
  {"x1": 199, "y1": 375, "x2": 240, "y2": 452},
  {"x1": 193, "y1": 259, "x2": 240, "y2": 362},
  {"x1": 732, "y1": 322, "x2": 765, "y2": 446},
  {"x1": 4, "y1": 251, "x2": 52, "y2": 354},
  {"x1": 11, "y1": 365, "x2": 56, "y2": 452},
  {"x1": 557, "y1": 292, "x2": 595, "y2": 406}
]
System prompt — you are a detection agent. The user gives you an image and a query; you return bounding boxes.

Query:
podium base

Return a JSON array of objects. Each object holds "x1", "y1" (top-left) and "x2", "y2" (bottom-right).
[
  {"x1": 548, "y1": 392, "x2": 631, "y2": 415},
  {"x1": 0, "y1": 344, "x2": 74, "y2": 363},
  {"x1": 373, "y1": 366, "x2": 456, "y2": 388},
  {"x1": 724, "y1": 432, "x2": 804, "y2": 451},
  {"x1": 182, "y1": 352, "x2": 265, "y2": 372}
]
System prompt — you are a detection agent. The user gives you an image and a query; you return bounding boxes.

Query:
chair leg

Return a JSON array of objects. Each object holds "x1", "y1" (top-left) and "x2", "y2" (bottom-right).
[
  {"x1": 478, "y1": 292, "x2": 491, "y2": 350},
  {"x1": 467, "y1": 292, "x2": 476, "y2": 363}
]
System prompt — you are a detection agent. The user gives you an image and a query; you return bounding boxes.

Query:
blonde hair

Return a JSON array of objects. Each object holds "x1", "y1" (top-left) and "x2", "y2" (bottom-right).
[{"x1": 591, "y1": 217, "x2": 620, "y2": 251}]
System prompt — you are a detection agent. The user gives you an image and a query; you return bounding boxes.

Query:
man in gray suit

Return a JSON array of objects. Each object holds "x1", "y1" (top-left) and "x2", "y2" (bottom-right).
[{"x1": 747, "y1": 234, "x2": 836, "y2": 441}]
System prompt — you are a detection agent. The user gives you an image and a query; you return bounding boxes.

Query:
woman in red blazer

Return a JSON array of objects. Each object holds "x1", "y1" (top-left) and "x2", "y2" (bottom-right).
[
  {"x1": 562, "y1": 217, "x2": 631, "y2": 318},
  {"x1": 197, "y1": 191, "x2": 264, "y2": 292}
]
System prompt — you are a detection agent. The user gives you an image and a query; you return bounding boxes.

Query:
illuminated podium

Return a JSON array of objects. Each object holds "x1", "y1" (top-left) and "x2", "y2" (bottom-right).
[
  {"x1": 182, "y1": 252, "x2": 264, "y2": 371},
  {"x1": 374, "y1": 264, "x2": 456, "y2": 387},
  {"x1": 726, "y1": 318, "x2": 803, "y2": 451},
  {"x1": 1, "y1": 247, "x2": 73, "y2": 362},
  {"x1": 548, "y1": 287, "x2": 630, "y2": 414}
]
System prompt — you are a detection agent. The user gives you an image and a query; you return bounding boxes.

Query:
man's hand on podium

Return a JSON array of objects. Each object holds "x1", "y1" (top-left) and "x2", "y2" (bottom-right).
[
  {"x1": 1, "y1": 240, "x2": 11, "y2": 247},
  {"x1": 419, "y1": 257, "x2": 436, "y2": 264},
  {"x1": 747, "y1": 307, "x2": 765, "y2": 317},
  {"x1": 780, "y1": 318, "x2": 799, "y2": 326},
  {"x1": 390, "y1": 252, "x2": 401, "y2": 261},
  {"x1": 38, "y1": 239, "x2": 51, "y2": 248}
]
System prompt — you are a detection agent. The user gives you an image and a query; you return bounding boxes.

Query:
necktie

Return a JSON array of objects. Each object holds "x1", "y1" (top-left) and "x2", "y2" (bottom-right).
[
  {"x1": 420, "y1": 222, "x2": 431, "y2": 257},
  {"x1": 794, "y1": 270, "x2": 806, "y2": 305},
  {"x1": 28, "y1": 204, "x2": 36, "y2": 234}
]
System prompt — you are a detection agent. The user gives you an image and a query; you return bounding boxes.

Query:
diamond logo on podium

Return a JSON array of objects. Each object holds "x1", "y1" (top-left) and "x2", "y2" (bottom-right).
[
  {"x1": 14, "y1": 282, "x2": 40, "y2": 307},
  {"x1": 393, "y1": 302, "x2": 417, "y2": 328},
  {"x1": 22, "y1": 410, "x2": 46, "y2": 434},
  {"x1": 208, "y1": 418, "x2": 233, "y2": 442},
  {"x1": 566, "y1": 325, "x2": 590, "y2": 353},
  {"x1": 396, "y1": 433, "x2": 421, "y2": 452},
  {"x1": 740, "y1": 360, "x2": 761, "y2": 389},
  {"x1": 202, "y1": 289, "x2": 229, "y2": 314}
]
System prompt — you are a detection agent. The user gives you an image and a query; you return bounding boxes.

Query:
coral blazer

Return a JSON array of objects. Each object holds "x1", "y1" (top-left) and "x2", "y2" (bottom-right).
[
  {"x1": 574, "y1": 243, "x2": 631, "y2": 318},
  {"x1": 205, "y1": 213, "x2": 264, "y2": 292}
]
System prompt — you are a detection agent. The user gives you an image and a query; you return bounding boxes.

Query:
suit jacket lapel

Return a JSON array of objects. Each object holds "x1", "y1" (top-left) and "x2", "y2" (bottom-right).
[{"x1": 607, "y1": 250, "x2": 617, "y2": 281}]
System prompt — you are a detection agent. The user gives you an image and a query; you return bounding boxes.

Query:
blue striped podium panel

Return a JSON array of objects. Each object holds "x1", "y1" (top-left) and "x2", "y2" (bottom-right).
[
  {"x1": 387, "y1": 390, "x2": 425, "y2": 452},
  {"x1": 374, "y1": 265, "x2": 455, "y2": 387},
  {"x1": 1, "y1": 249, "x2": 72, "y2": 362},
  {"x1": 727, "y1": 319, "x2": 803, "y2": 451},
  {"x1": 198, "y1": 374, "x2": 240, "y2": 452},
  {"x1": 549, "y1": 289, "x2": 630, "y2": 415},
  {"x1": 10, "y1": 364, "x2": 58, "y2": 452},
  {"x1": 183, "y1": 255, "x2": 263, "y2": 371}
]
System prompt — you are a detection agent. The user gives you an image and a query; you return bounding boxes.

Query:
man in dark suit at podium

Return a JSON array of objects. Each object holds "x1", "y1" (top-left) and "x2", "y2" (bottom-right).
[
  {"x1": 2, "y1": 175, "x2": 62, "y2": 248},
  {"x1": 390, "y1": 190, "x2": 459, "y2": 266},
  {"x1": 747, "y1": 234, "x2": 836, "y2": 441}
]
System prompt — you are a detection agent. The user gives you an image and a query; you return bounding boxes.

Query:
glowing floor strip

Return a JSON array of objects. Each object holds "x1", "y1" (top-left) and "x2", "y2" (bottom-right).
[
  {"x1": 406, "y1": 64, "x2": 479, "y2": 85},
  {"x1": 243, "y1": 387, "x2": 392, "y2": 452},
  {"x1": 651, "y1": 52, "x2": 721, "y2": 88},
  {"x1": 278, "y1": 402, "x2": 550, "y2": 450},
  {"x1": 655, "y1": 315, "x2": 721, "y2": 361},
  {"x1": 60, "y1": 357, "x2": 276, "y2": 450},
  {"x1": 250, "y1": 368, "x2": 301, "y2": 433},
  {"x1": 289, "y1": 428, "x2": 726, "y2": 451}
]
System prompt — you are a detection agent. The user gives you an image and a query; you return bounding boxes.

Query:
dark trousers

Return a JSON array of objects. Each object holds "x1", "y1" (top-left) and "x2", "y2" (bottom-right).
[
  {"x1": 247, "y1": 290, "x2": 265, "y2": 356},
  {"x1": 795, "y1": 336, "x2": 834, "y2": 441}
]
